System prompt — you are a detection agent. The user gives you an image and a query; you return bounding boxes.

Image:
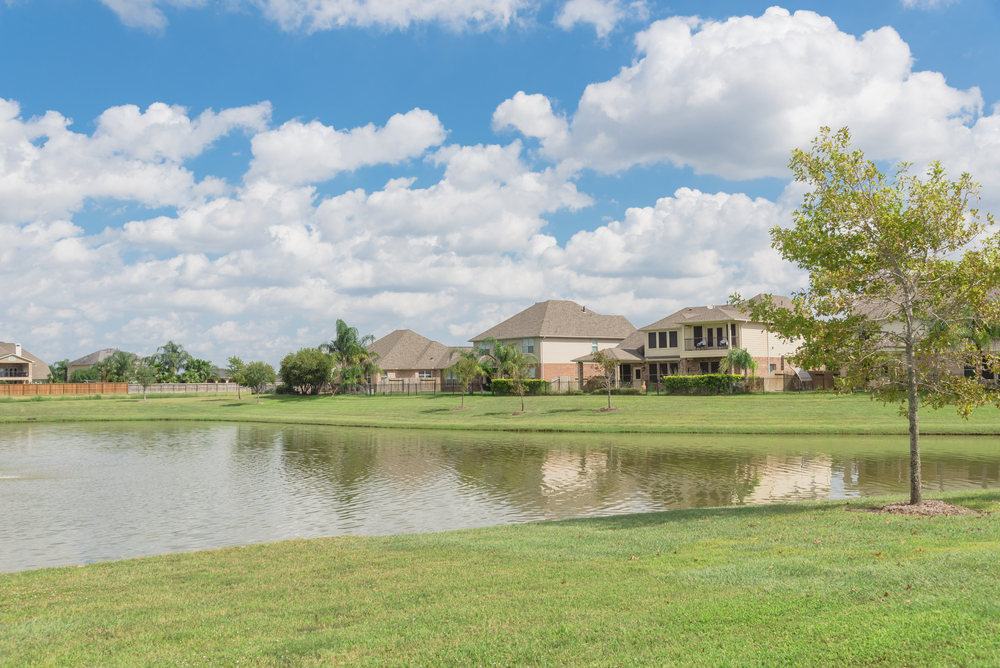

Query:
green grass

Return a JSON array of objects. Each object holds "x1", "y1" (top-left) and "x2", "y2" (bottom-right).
[
  {"x1": 3, "y1": 390, "x2": 1000, "y2": 434},
  {"x1": 2, "y1": 490, "x2": 998, "y2": 666}
]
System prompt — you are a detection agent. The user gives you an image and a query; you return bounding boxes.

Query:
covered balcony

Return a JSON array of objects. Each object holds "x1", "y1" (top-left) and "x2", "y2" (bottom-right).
[{"x1": 684, "y1": 336, "x2": 737, "y2": 352}]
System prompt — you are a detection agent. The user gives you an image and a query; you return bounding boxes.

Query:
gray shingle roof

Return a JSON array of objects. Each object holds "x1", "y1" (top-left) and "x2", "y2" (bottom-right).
[
  {"x1": 68, "y1": 348, "x2": 122, "y2": 367},
  {"x1": 369, "y1": 330, "x2": 472, "y2": 371},
  {"x1": 639, "y1": 294, "x2": 792, "y2": 330},
  {"x1": 470, "y1": 300, "x2": 635, "y2": 342}
]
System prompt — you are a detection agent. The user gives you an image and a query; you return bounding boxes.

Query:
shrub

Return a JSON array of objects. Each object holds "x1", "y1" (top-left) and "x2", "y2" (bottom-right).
[
  {"x1": 591, "y1": 387, "x2": 641, "y2": 395},
  {"x1": 490, "y1": 379, "x2": 551, "y2": 396},
  {"x1": 660, "y1": 374, "x2": 744, "y2": 395},
  {"x1": 68, "y1": 368, "x2": 100, "y2": 383}
]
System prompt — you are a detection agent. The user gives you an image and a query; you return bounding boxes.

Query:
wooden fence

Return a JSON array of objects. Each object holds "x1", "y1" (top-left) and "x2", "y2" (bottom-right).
[{"x1": 0, "y1": 382, "x2": 128, "y2": 396}]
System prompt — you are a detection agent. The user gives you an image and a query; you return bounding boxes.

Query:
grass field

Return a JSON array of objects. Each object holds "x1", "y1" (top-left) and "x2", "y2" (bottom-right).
[
  {"x1": 2, "y1": 490, "x2": 998, "y2": 667},
  {"x1": 3, "y1": 390, "x2": 1000, "y2": 435}
]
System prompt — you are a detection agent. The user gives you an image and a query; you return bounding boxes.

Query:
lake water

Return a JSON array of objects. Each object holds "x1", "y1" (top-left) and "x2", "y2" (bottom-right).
[{"x1": 1, "y1": 422, "x2": 998, "y2": 572}]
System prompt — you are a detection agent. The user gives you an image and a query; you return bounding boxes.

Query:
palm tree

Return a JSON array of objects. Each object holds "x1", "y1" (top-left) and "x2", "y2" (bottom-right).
[
  {"x1": 481, "y1": 338, "x2": 538, "y2": 412},
  {"x1": 719, "y1": 347, "x2": 758, "y2": 385},
  {"x1": 152, "y1": 341, "x2": 193, "y2": 377},
  {"x1": 448, "y1": 350, "x2": 489, "y2": 408},
  {"x1": 321, "y1": 320, "x2": 380, "y2": 395}
]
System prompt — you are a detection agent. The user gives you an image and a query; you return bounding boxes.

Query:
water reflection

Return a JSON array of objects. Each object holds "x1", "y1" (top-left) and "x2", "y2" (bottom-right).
[{"x1": 0, "y1": 422, "x2": 998, "y2": 572}]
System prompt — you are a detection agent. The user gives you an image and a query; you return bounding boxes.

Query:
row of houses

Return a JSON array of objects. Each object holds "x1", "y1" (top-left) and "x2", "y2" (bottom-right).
[{"x1": 367, "y1": 294, "x2": 801, "y2": 388}]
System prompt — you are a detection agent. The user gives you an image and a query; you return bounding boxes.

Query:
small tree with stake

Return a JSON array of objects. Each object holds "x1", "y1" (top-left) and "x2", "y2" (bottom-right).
[
  {"x1": 448, "y1": 350, "x2": 487, "y2": 409},
  {"x1": 733, "y1": 126, "x2": 1000, "y2": 507},
  {"x1": 242, "y1": 361, "x2": 276, "y2": 405},
  {"x1": 226, "y1": 356, "x2": 246, "y2": 400},
  {"x1": 134, "y1": 364, "x2": 157, "y2": 401},
  {"x1": 590, "y1": 348, "x2": 621, "y2": 410}
]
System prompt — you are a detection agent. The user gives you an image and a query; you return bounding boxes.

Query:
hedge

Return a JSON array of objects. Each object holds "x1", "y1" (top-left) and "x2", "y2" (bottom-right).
[
  {"x1": 591, "y1": 387, "x2": 642, "y2": 395},
  {"x1": 659, "y1": 374, "x2": 746, "y2": 395},
  {"x1": 490, "y1": 379, "x2": 551, "y2": 396}
]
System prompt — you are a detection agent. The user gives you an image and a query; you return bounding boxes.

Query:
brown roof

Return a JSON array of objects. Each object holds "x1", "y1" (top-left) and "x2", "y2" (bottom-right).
[
  {"x1": 470, "y1": 300, "x2": 635, "y2": 342},
  {"x1": 0, "y1": 342, "x2": 50, "y2": 375},
  {"x1": 369, "y1": 330, "x2": 472, "y2": 371},
  {"x1": 639, "y1": 294, "x2": 792, "y2": 330},
  {"x1": 68, "y1": 348, "x2": 123, "y2": 367},
  {"x1": 572, "y1": 330, "x2": 646, "y2": 363}
]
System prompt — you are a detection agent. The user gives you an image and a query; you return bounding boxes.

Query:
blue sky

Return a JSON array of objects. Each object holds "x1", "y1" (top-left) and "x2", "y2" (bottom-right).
[{"x1": 2, "y1": 0, "x2": 998, "y2": 366}]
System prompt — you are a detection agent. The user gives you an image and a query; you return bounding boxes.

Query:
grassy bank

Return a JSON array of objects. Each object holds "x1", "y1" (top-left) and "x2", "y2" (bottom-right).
[
  {"x1": 2, "y1": 490, "x2": 998, "y2": 666},
  {"x1": 3, "y1": 390, "x2": 1000, "y2": 435}
]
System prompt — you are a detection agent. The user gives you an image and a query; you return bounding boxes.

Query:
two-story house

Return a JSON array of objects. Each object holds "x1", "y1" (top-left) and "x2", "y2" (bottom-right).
[{"x1": 0, "y1": 342, "x2": 49, "y2": 384}]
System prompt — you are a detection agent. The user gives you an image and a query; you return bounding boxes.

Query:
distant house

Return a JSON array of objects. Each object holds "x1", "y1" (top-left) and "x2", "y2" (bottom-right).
[
  {"x1": 368, "y1": 330, "x2": 472, "y2": 387},
  {"x1": 67, "y1": 348, "x2": 126, "y2": 378},
  {"x1": 470, "y1": 300, "x2": 636, "y2": 381},
  {"x1": 0, "y1": 342, "x2": 49, "y2": 384},
  {"x1": 573, "y1": 295, "x2": 801, "y2": 386}
]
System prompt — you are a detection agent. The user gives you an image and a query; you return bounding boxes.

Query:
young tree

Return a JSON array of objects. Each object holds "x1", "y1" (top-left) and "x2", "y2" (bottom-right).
[
  {"x1": 448, "y1": 350, "x2": 487, "y2": 408},
  {"x1": 134, "y1": 364, "x2": 158, "y2": 401},
  {"x1": 226, "y1": 356, "x2": 246, "y2": 400},
  {"x1": 590, "y1": 349, "x2": 622, "y2": 410},
  {"x1": 733, "y1": 127, "x2": 1000, "y2": 506},
  {"x1": 482, "y1": 338, "x2": 538, "y2": 412},
  {"x1": 242, "y1": 361, "x2": 277, "y2": 404},
  {"x1": 279, "y1": 348, "x2": 335, "y2": 395}
]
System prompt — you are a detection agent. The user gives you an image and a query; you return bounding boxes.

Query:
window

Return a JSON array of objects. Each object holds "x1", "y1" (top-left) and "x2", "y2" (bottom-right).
[
  {"x1": 669, "y1": 362, "x2": 679, "y2": 375},
  {"x1": 647, "y1": 332, "x2": 657, "y2": 349},
  {"x1": 699, "y1": 361, "x2": 709, "y2": 374},
  {"x1": 622, "y1": 364, "x2": 631, "y2": 381},
  {"x1": 780, "y1": 356, "x2": 785, "y2": 371},
  {"x1": 769, "y1": 364, "x2": 776, "y2": 373},
  {"x1": 669, "y1": 331, "x2": 678, "y2": 348},
  {"x1": 418, "y1": 370, "x2": 432, "y2": 379},
  {"x1": 592, "y1": 339, "x2": 599, "y2": 353},
  {"x1": 710, "y1": 361, "x2": 720, "y2": 374},
  {"x1": 694, "y1": 326, "x2": 703, "y2": 341},
  {"x1": 658, "y1": 331, "x2": 667, "y2": 348},
  {"x1": 522, "y1": 338, "x2": 534, "y2": 354},
  {"x1": 528, "y1": 366, "x2": 536, "y2": 379},
  {"x1": 731, "y1": 323, "x2": 737, "y2": 340}
]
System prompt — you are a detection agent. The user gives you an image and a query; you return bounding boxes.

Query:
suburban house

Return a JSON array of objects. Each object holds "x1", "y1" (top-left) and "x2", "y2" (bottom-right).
[
  {"x1": 368, "y1": 329, "x2": 472, "y2": 387},
  {"x1": 469, "y1": 300, "x2": 636, "y2": 381},
  {"x1": 572, "y1": 295, "x2": 802, "y2": 386},
  {"x1": 0, "y1": 342, "x2": 49, "y2": 384},
  {"x1": 67, "y1": 348, "x2": 125, "y2": 378}
]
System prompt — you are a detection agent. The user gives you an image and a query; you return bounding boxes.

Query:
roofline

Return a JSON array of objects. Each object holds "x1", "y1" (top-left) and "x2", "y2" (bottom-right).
[
  {"x1": 638, "y1": 316, "x2": 749, "y2": 331},
  {"x1": 0, "y1": 354, "x2": 34, "y2": 363},
  {"x1": 469, "y1": 334, "x2": 631, "y2": 342}
]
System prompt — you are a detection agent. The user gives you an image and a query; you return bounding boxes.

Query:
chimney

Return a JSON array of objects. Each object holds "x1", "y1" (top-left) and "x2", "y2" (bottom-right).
[
  {"x1": 14, "y1": 343, "x2": 21, "y2": 356},
  {"x1": 583, "y1": 306, "x2": 586, "y2": 312}
]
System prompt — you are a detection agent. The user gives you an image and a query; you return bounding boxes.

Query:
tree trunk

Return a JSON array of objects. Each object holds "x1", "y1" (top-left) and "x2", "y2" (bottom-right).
[
  {"x1": 520, "y1": 391, "x2": 525, "y2": 412},
  {"x1": 607, "y1": 383, "x2": 611, "y2": 409},
  {"x1": 906, "y1": 342, "x2": 922, "y2": 505}
]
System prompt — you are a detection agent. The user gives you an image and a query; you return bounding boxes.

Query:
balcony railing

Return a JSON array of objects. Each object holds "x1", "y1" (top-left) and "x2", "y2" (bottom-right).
[
  {"x1": 0, "y1": 369, "x2": 28, "y2": 378},
  {"x1": 684, "y1": 337, "x2": 737, "y2": 352}
]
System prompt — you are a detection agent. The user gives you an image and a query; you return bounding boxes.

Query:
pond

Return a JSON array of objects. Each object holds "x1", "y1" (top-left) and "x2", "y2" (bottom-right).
[{"x1": 1, "y1": 422, "x2": 998, "y2": 572}]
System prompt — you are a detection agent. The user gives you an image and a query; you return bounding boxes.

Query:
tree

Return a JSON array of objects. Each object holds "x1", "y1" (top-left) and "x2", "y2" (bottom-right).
[
  {"x1": 226, "y1": 356, "x2": 246, "y2": 400},
  {"x1": 719, "y1": 348, "x2": 758, "y2": 381},
  {"x1": 134, "y1": 364, "x2": 158, "y2": 401},
  {"x1": 481, "y1": 338, "x2": 538, "y2": 412},
  {"x1": 448, "y1": 350, "x2": 488, "y2": 408},
  {"x1": 152, "y1": 341, "x2": 193, "y2": 377},
  {"x1": 69, "y1": 368, "x2": 100, "y2": 383},
  {"x1": 590, "y1": 349, "x2": 622, "y2": 410},
  {"x1": 242, "y1": 361, "x2": 276, "y2": 404},
  {"x1": 320, "y1": 320, "x2": 380, "y2": 395},
  {"x1": 280, "y1": 348, "x2": 335, "y2": 395},
  {"x1": 95, "y1": 351, "x2": 139, "y2": 383},
  {"x1": 732, "y1": 127, "x2": 1000, "y2": 506},
  {"x1": 180, "y1": 358, "x2": 217, "y2": 383},
  {"x1": 47, "y1": 359, "x2": 68, "y2": 383}
]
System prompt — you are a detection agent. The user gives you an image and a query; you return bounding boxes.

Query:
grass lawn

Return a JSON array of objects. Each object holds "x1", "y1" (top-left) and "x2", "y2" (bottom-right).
[
  {"x1": 1, "y1": 490, "x2": 998, "y2": 667},
  {"x1": 2, "y1": 390, "x2": 1000, "y2": 435}
]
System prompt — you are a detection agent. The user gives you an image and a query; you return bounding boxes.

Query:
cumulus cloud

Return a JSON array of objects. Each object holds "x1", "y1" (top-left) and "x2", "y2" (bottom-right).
[
  {"x1": 555, "y1": 0, "x2": 647, "y2": 38},
  {"x1": 899, "y1": 0, "x2": 958, "y2": 9},
  {"x1": 253, "y1": 0, "x2": 530, "y2": 32},
  {"x1": 246, "y1": 109, "x2": 446, "y2": 186},
  {"x1": 0, "y1": 99, "x2": 271, "y2": 224},
  {"x1": 100, "y1": 0, "x2": 205, "y2": 31},
  {"x1": 498, "y1": 7, "x2": 998, "y2": 182}
]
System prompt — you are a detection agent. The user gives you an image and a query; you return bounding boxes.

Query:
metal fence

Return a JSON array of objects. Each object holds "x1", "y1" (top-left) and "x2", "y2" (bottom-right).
[
  {"x1": 126, "y1": 383, "x2": 271, "y2": 394},
  {"x1": 334, "y1": 379, "x2": 491, "y2": 395}
]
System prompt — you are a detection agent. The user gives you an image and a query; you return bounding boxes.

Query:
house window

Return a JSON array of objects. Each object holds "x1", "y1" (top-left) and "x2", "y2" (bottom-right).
[
  {"x1": 648, "y1": 332, "x2": 657, "y2": 349},
  {"x1": 622, "y1": 364, "x2": 631, "y2": 381},
  {"x1": 669, "y1": 331, "x2": 678, "y2": 348},
  {"x1": 710, "y1": 361, "x2": 720, "y2": 373},
  {"x1": 694, "y1": 326, "x2": 703, "y2": 342},
  {"x1": 418, "y1": 370, "x2": 432, "y2": 379},
  {"x1": 769, "y1": 364, "x2": 776, "y2": 373},
  {"x1": 522, "y1": 339, "x2": 534, "y2": 354},
  {"x1": 446, "y1": 370, "x2": 457, "y2": 385},
  {"x1": 731, "y1": 324, "x2": 737, "y2": 341},
  {"x1": 780, "y1": 356, "x2": 785, "y2": 371},
  {"x1": 592, "y1": 339, "x2": 598, "y2": 353},
  {"x1": 658, "y1": 331, "x2": 667, "y2": 348},
  {"x1": 528, "y1": 366, "x2": 536, "y2": 379},
  {"x1": 669, "y1": 362, "x2": 679, "y2": 375},
  {"x1": 700, "y1": 361, "x2": 710, "y2": 374}
]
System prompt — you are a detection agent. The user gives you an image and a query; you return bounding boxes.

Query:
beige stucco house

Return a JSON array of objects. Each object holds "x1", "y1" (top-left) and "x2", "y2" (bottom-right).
[
  {"x1": 470, "y1": 300, "x2": 636, "y2": 382},
  {"x1": 0, "y1": 342, "x2": 49, "y2": 383}
]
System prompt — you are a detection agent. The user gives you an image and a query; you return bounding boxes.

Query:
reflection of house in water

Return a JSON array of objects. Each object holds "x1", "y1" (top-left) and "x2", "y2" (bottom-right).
[{"x1": 743, "y1": 455, "x2": 834, "y2": 504}]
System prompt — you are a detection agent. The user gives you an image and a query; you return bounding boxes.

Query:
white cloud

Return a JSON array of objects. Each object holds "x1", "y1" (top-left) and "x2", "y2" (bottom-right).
[
  {"x1": 253, "y1": 0, "x2": 531, "y2": 33},
  {"x1": 555, "y1": 0, "x2": 647, "y2": 38},
  {"x1": 899, "y1": 0, "x2": 958, "y2": 9},
  {"x1": 99, "y1": 0, "x2": 205, "y2": 31},
  {"x1": 246, "y1": 108, "x2": 446, "y2": 186},
  {"x1": 498, "y1": 7, "x2": 998, "y2": 182}
]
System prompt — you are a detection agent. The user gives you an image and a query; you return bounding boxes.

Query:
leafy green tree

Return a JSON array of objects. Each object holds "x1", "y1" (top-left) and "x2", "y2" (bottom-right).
[
  {"x1": 95, "y1": 351, "x2": 139, "y2": 383},
  {"x1": 180, "y1": 358, "x2": 217, "y2": 383},
  {"x1": 134, "y1": 364, "x2": 158, "y2": 401},
  {"x1": 733, "y1": 127, "x2": 1000, "y2": 506},
  {"x1": 242, "y1": 361, "x2": 277, "y2": 404},
  {"x1": 590, "y1": 349, "x2": 622, "y2": 410},
  {"x1": 320, "y1": 320, "x2": 380, "y2": 395},
  {"x1": 69, "y1": 368, "x2": 100, "y2": 383},
  {"x1": 152, "y1": 341, "x2": 193, "y2": 377},
  {"x1": 481, "y1": 338, "x2": 538, "y2": 412},
  {"x1": 448, "y1": 350, "x2": 488, "y2": 408},
  {"x1": 226, "y1": 356, "x2": 246, "y2": 400},
  {"x1": 47, "y1": 359, "x2": 68, "y2": 383},
  {"x1": 280, "y1": 348, "x2": 335, "y2": 395}
]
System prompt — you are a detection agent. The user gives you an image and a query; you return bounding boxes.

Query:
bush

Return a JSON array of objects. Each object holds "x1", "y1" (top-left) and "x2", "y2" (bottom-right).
[
  {"x1": 274, "y1": 384, "x2": 296, "y2": 395},
  {"x1": 660, "y1": 374, "x2": 745, "y2": 395},
  {"x1": 490, "y1": 379, "x2": 551, "y2": 396},
  {"x1": 68, "y1": 368, "x2": 100, "y2": 383},
  {"x1": 592, "y1": 387, "x2": 641, "y2": 395},
  {"x1": 279, "y1": 348, "x2": 334, "y2": 395}
]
